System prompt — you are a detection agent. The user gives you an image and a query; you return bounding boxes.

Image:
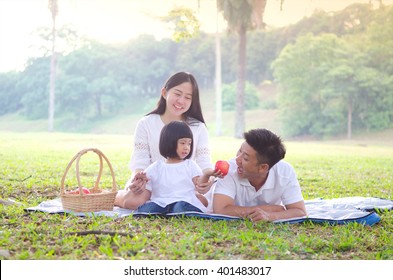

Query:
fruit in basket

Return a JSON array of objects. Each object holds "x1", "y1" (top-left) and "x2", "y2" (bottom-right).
[
  {"x1": 215, "y1": 160, "x2": 230, "y2": 176},
  {"x1": 68, "y1": 187, "x2": 91, "y2": 194}
]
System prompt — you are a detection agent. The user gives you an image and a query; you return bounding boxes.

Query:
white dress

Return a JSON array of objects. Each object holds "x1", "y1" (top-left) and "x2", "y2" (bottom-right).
[
  {"x1": 144, "y1": 159, "x2": 207, "y2": 212},
  {"x1": 129, "y1": 114, "x2": 213, "y2": 173}
]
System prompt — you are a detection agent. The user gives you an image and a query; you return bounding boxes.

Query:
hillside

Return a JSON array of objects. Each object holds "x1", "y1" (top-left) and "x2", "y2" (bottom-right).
[{"x1": 1, "y1": 109, "x2": 392, "y2": 148}]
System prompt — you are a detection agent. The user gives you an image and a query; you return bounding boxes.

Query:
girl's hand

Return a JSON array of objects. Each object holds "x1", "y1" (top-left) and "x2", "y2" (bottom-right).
[
  {"x1": 212, "y1": 169, "x2": 225, "y2": 178},
  {"x1": 195, "y1": 176, "x2": 214, "y2": 194}
]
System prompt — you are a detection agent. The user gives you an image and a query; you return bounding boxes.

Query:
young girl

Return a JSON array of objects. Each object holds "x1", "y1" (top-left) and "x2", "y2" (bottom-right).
[{"x1": 120, "y1": 121, "x2": 222, "y2": 213}]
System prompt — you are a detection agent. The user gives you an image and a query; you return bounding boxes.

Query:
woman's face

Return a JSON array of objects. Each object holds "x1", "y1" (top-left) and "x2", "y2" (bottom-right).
[{"x1": 162, "y1": 82, "x2": 193, "y2": 118}]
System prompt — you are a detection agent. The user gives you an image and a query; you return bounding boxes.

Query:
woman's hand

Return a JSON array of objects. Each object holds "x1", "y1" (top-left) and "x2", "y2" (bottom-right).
[{"x1": 127, "y1": 171, "x2": 148, "y2": 194}]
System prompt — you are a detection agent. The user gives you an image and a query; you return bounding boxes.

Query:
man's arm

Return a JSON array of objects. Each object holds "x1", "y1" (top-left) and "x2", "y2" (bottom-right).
[
  {"x1": 213, "y1": 194, "x2": 256, "y2": 218},
  {"x1": 214, "y1": 193, "x2": 306, "y2": 222},
  {"x1": 248, "y1": 200, "x2": 307, "y2": 222}
]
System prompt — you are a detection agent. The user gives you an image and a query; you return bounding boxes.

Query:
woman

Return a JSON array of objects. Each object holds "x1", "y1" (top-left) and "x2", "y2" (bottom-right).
[{"x1": 115, "y1": 72, "x2": 214, "y2": 208}]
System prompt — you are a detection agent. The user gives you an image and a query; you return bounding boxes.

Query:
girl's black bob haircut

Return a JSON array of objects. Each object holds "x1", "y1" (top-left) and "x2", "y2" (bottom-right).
[{"x1": 159, "y1": 121, "x2": 194, "y2": 159}]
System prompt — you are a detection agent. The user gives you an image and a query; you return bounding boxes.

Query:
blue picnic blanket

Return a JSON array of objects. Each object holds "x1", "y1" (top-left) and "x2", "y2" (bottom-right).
[{"x1": 25, "y1": 196, "x2": 393, "y2": 226}]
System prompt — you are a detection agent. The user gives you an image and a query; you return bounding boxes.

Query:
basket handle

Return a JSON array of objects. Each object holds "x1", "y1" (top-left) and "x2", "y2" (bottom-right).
[{"x1": 60, "y1": 148, "x2": 117, "y2": 195}]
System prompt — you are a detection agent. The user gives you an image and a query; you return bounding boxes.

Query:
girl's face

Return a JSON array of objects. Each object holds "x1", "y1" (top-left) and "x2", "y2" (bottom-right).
[
  {"x1": 162, "y1": 82, "x2": 193, "y2": 118},
  {"x1": 176, "y1": 138, "x2": 192, "y2": 159}
]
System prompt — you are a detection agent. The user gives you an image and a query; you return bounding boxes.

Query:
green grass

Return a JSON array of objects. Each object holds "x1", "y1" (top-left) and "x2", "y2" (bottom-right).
[{"x1": 0, "y1": 132, "x2": 393, "y2": 260}]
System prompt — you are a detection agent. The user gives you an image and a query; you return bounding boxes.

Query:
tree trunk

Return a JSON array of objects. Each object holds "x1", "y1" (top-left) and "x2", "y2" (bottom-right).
[
  {"x1": 48, "y1": 0, "x2": 57, "y2": 132},
  {"x1": 215, "y1": 4, "x2": 222, "y2": 136},
  {"x1": 235, "y1": 24, "x2": 246, "y2": 138},
  {"x1": 347, "y1": 94, "x2": 353, "y2": 140},
  {"x1": 48, "y1": 19, "x2": 56, "y2": 132},
  {"x1": 96, "y1": 93, "x2": 102, "y2": 117}
]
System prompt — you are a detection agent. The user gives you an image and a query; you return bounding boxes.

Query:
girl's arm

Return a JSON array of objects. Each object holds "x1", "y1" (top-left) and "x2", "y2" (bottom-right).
[
  {"x1": 197, "y1": 169, "x2": 215, "y2": 185},
  {"x1": 195, "y1": 168, "x2": 224, "y2": 193}
]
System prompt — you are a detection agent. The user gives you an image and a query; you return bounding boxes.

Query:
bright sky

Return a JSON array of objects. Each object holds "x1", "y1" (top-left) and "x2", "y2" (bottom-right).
[{"x1": 0, "y1": 0, "x2": 391, "y2": 73}]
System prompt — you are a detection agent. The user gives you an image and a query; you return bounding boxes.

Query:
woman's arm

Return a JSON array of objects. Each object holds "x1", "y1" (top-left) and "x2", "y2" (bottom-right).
[
  {"x1": 127, "y1": 171, "x2": 148, "y2": 194},
  {"x1": 129, "y1": 117, "x2": 154, "y2": 174},
  {"x1": 193, "y1": 124, "x2": 213, "y2": 171},
  {"x1": 116, "y1": 171, "x2": 150, "y2": 209},
  {"x1": 115, "y1": 175, "x2": 150, "y2": 210}
]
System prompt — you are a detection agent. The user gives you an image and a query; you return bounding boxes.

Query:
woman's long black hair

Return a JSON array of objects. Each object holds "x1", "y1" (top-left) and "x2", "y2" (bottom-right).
[{"x1": 146, "y1": 71, "x2": 205, "y2": 125}]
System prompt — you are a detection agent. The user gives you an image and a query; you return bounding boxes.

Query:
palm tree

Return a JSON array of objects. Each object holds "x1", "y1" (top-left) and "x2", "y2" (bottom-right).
[
  {"x1": 217, "y1": 0, "x2": 267, "y2": 138},
  {"x1": 48, "y1": 0, "x2": 58, "y2": 132},
  {"x1": 215, "y1": 1, "x2": 223, "y2": 136}
]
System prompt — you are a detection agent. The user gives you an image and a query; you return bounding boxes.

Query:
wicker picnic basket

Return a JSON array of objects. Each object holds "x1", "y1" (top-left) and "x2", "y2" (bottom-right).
[{"x1": 60, "y1": 148, "x2": 118, "y2": 212}]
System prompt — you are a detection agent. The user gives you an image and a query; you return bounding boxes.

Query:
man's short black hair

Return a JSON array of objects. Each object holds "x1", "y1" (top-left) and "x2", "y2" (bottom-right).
[
  {"x1": 159, "y1": 121, "x2": 194, "y2": 159},
  {"x1": 244, "y1": 128, "x2": 286, "y2": 169}
]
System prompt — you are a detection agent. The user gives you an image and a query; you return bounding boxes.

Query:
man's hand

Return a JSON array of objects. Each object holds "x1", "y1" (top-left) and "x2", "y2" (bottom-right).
[{"x1": 247, "y1": 208, "x2": 271, "y2": 222}]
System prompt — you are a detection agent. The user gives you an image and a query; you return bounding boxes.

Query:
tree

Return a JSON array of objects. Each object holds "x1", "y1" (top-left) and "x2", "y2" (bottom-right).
[
  {"x1": 48, "y1": 0, "x2": 58, "y2": 132},
  {"x1": 0, "y1": 72, "x2": 22, "y2": 115},
  {"x1": 57, "y1": 41, "x2": 123, "y2": 119},
  {"x1": 19, "y1": 57, "x2": 51, "y2": 119},
  {"x1": 218, "y1": 0, "x2": 267, "y2": 138},
  {"x1": 272, "y1": 34, "x2": 350, "y2": 138},
  {"x1": 215, "y1": 1, "x2": 223, "y2": 136},
  {"x1": 272, "y1": 29, "x2": 392, "y2": 139},
  {"x1": 221, "y1": 81, "x2": 259, "y2": 111},
  {"x1": 160, "y1": 7, "x2": 201, "y2": 42}
]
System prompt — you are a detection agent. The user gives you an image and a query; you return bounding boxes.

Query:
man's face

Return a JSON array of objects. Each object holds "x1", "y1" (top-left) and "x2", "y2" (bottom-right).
[{"x1": 235, "y1": 141, "x2": 262, "y2": 179}]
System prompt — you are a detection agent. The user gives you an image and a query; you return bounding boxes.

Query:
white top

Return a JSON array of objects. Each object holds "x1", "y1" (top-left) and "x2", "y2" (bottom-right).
[
  {"x1": 144, "y1": 159, "x2": 207, "y2": 212},
  {"x1": 213, "y1": 159, "x2": 304, "y2": 207},
  {"x1": 129, "y1": 114, "x2": 213, "y2": 173}
]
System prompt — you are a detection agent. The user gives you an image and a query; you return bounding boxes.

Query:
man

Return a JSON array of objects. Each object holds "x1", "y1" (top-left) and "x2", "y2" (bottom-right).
[{"x1": 213, "y1": 128, "x2": 307, "y2": 222}]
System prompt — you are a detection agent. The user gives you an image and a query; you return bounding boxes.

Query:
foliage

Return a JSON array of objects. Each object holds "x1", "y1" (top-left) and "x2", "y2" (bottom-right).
[
  {"x1": 273, "y1": 34, "x2": 342, "y2": 137},
  {"x1": 0, "y1": 3, "x2": 392, "y2": 138},
  {"x1": 19, "y1": 57, "x2": 51, "y2": 119},
  {"x1": 0, "y1": 132, "x2": 392, "y2": 260},
  {"x1": 272, "y1": 4, "x2": 393, "y2": 138},
  {"x1": 221, "y1": 82, "x2": 259, "y2": 111},
  {"x1": 218, "y1": 0, "x2": 253, "y2": 31},
  {"x1": 160, "y1": 7, "x2": 201, "y2": 42},
  {"x1": 174, "y1": 33, "x2": 215, "y2": 87},
  {"x1": 29, "y1": 24, "x2": 85, "y2": 58},
  {"x1": 0, "y1": 72, "x2": 22, "y2": 115},
  {"x1": 57, "y1": 41, "x2": 123, "y2": 119}
]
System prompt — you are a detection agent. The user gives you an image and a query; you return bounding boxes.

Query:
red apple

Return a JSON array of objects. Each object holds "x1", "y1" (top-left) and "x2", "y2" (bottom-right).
[
  {"x1": 215, "y1": 160, "x2": 230, "y2": 176},
  {"x1": 68, "y1": 187, "x2": 90, "y2": 194}
]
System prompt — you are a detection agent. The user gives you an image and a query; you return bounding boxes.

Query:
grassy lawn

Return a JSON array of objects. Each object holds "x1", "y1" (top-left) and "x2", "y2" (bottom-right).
[{"x1": 0, "y1": 132, "x2": 392, "y2": 260}]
